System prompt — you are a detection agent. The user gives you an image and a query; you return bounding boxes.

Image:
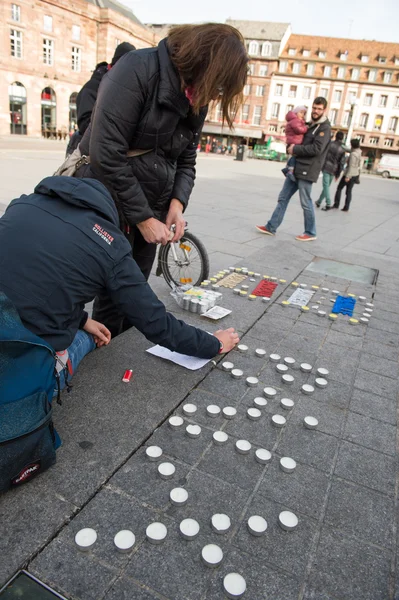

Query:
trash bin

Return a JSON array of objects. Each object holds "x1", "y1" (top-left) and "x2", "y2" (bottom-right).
[{"x1": 235, "y1": 145, "x2": 244, "y2": 161}]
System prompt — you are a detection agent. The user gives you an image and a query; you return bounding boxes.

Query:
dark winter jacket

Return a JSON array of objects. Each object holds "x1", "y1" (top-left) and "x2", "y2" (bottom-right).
[
  {"x1": 77, "y1": 63, "x2": 109, "y2": 136},
  {"x1": 293, "y1": 117, "x2": 332, "y2": 183},
  {"x1": 77, "y1": 39, "x2": 206, "y2": 227},
  {"x1": 285, "y1": 111, "x2": 308, "y2": 145},
  {"x1": 0, "y1": 177, "x2": 220, "y2": 358},
  {"x1": 322, "y1": 140, "x2": 346, "y2": 177}
]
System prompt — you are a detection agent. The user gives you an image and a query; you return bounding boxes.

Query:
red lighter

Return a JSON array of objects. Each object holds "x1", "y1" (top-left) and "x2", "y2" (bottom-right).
[{"x1": 122, "y1": 369, "x2": 133, "y2": 383}]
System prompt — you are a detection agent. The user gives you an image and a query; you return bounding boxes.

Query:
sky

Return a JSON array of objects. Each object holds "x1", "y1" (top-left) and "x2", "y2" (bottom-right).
[{"x1": 127, "y1": 0, "x2": 399, "y2": 44}]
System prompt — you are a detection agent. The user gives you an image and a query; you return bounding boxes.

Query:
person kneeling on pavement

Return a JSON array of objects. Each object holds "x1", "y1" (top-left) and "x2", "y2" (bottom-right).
[{"x1": 0, "y1": 176, "x2": 239, "y2": 392}]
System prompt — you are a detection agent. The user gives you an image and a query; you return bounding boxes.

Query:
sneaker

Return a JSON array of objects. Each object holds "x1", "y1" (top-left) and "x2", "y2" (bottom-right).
[
  {"x1": 341, "y1": 208, "x2": 349, "y2": 212},
  {"x1": 315, "y1": 202, "x2": 321, "y2": 208},
  {"x1": 322, "y1": 206, "x2": 332, "y2": 211},
  {"x1": 255, "y1": 225, "x2": 275, "y2": 236},
  {"x1": 295, "y1": 234, "x2": 317, "y2": 242}
]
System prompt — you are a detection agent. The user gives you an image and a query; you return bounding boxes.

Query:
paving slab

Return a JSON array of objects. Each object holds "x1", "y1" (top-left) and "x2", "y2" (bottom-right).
[
  {"x1": 344, "y1": 411, "x2": 397, "y2": 456},
  {"x1": 349, "y1": 388, "x2": 397, "y2": 426}
]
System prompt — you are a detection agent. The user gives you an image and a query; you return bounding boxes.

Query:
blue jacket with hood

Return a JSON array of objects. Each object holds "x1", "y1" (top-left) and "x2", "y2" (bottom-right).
[{"x1": 0, "y1": 176, "x2": 220, "y2": 358}]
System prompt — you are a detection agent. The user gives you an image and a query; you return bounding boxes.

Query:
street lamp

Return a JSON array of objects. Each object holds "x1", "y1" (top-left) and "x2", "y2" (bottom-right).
[{"x1": 347, "y1": 98, "x2": 359, "y2": 142}]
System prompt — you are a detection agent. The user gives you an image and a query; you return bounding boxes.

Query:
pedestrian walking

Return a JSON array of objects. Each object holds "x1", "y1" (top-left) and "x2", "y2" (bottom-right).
[
  {"x1": 333, "y1": 139, "x2": 362, "y2": 212},
  {"x1": 315, "y1": 131, "x2": 345, "y2": 210},
  {"x1": 73, "y1": 23, "x2": 248, "y2": 338},
  {"x1": 256, "y1": 97, "x2": 331, "y2": 242},
  {"x1": 281, "y1": 105, "x2": 308, "y2": 181}
]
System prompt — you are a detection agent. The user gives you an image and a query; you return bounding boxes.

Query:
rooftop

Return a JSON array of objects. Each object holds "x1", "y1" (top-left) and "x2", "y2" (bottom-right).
[
  {"x1": 86, "y1": 0, "x2": 142, "y2": 26},
  {"x1": 226, "y1": 19, "x2": 290, "y2": 41}
]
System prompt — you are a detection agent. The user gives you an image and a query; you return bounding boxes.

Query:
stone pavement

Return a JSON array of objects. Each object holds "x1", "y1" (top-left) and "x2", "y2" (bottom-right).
[{"x1": 1, "y1": 141, "x2": 399, "y2": 600}]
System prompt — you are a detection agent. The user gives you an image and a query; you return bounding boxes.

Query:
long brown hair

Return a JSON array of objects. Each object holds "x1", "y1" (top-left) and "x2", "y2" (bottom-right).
[{"x1": 167, "y1": 23, "x2": 248, "y2": 128}]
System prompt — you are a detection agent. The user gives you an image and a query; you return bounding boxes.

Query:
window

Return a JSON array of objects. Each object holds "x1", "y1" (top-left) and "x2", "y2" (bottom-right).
[
  {"x1": 271, "y1": 103, "x2": 280, "y2": 118},
  {"x1": 248, "y1": 64, "x2": 255, "y2": 75},
  {"x1": 374, "y1": 115, "x2": 383, "y2": 130},
  {"x1": 261, "y1": 42, "x2": 272, "y2": 57},
  {"x1": 319, "y1": 51, "x2": 326, "y2": 58},
  {"x1": 115, "y1": 38, "x2": 121, "y2": 47},
  {"x1": 248, "y1": 41, "x2": 259, "y2": 56},
  {"x1": 356, "y1": 134, "x2": 365, "y2": 143},
  {"x1": 256, "y1": 86, "x2": 265, "y2": 97},
  {"x1": 43, "y1": 15, "x2": 52, "y2": 32},
  {"x1": 288, "y1": 85, "x2": 297, "y2": 98},
  {"x1": 303, "y1": 86, "x2": 311, "y2": 99},
  {"x1": 351, "y1": 68, "x2": 360, "y2": 80},
  {"x1": 378, "y1": 56, "x2": 386, "y2": 64},
  {"x1": 379, "y1": 95, "x2": 388, "y2": 107},
  {"x1": 286, "y1": 104, "x2": 294, "y2": 113},
  {"x1": 337, "y1": 66, "x2": 346, "y2": 78},
  {"x1": 369, "y1": 136, "x2": 379, "y2": 145},
  {"x1": 395, "y1": 97, "x2": 399, "y2": 108},
  {"x1": 259, "y1": 65, "x2": 268, "y2": 77},
  {"x1": 275, "y1": 84, "x2": 283, "y2": 96},
  {"x1": 268, "y1": 124, "x2": 277, "y2": 133},
  {"x1": 340, "y1": 52, "x2": 348, "y2": 60},
  {"x1": 241, "y1": 104, "x2": 249, "y2": 123},
  {"x1": 216, "y1": 103, "x2": 223, "y2": 121},
  {"x1": 292, "y1": 62, "x2": 301, "y2": 74},
  {"x1": 333, "y1": 90, "x2": 342, "y2": 103},
  {"x1": 72, "y1": 25, "x2": 80, "y2": 41},
  {"x1": 279, "y1": 60, "x2": 288, "y2": 73},
  {"x1": 43, "y1": 38, "x2": 54, "y2": 66},
  {"x1": 253, "y1": 106, "x2": 262, "y2": 125},
  {"x1": 369, "y1": 69, "x2": 377, "y2": 82},
  {"x1": 348, "y1": 91, "x2": 357, "y2": 104},
  {"x1": 307, "y1": 63, "x2": 315, "y2": 76},
  {"x1": 329, "y1": 109, "x2": 337, "y2": 125},
  {"x1": 243, "y1": 84, "x2": 251, "y2": 96},
  {"x1": 359, "y1": 113, "x2": 369, "y2": 128},
  {"x1": 342, "y1": 111, "x2": 350, "y2": 127},
  {"x1": 11, "y1": 4, "x2": 20, "y2": 21},
  {"x1": 320, "y1": 88, "x2": 328, "y2": 99},
  {"x1": 395, "y1": 58, "x2": 399, "y2": 66},
  {"x1": 364, "y1": 93, "x2": 373, "y2": 106},
  {"x1": 288, "y1": 48, "x2": 296, "y2": 56},
  {"x1": 388, "y1": 117, "x2": 398, "y2": 133},
  {"x1": 361, "y1": 55, "x2": 369, "y2": 63},
  {"x1": 384, "y1": 138, "x2": 394, "y2": 147},
  {"x1": 324, "y1": 65, "x2": 332, "y2": 77},
  {"x1": 384, "y1": 72, "x2": 393, "y2": 84},
  {"x1": 71, "y1": 46, "x2": 81, "y2": 72},
  {"x1": 303, "y1": 49, "x2": 310, "y2": 57},
  {"x1": 10, "y1": 29, "x2": 22, "y2": 58}
]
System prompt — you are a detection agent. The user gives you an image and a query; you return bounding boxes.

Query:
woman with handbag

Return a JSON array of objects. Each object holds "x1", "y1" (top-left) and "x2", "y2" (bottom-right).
[
  {"x1": 333, "y1": 138, "x2": 362, "y2": 212},
  {"x1": 73, "y1": 23, "x2": 248, "y2": 337}
]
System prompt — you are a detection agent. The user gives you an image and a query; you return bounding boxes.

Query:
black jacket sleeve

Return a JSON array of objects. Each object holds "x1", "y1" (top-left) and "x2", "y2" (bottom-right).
[
  {"x1": 171, "y1": 107, "x2": 207, "y2": 209},
  {"x1": 106, "y1": 254, "x2": 221, "y2": 358},
  {"x1": 293, "y1": 123, "x2": 331, "y2": 158},
  {"x1": 77, "y1": 87, "x2": 97, "y2": 136},
  {"x1": 88, "y1": 53, "x2": 155, "y2": 225}
]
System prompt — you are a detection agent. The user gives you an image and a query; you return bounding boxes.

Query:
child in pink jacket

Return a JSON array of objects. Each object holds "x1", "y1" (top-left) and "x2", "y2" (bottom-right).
[{"x1": 282, "y1": 105, "x2": 308, "y2": 181}]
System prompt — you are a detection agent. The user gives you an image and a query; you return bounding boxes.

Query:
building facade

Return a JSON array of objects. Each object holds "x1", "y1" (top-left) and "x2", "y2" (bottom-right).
[{"x1": 0, "y1": 0, "x2": 157, "y2": 137}]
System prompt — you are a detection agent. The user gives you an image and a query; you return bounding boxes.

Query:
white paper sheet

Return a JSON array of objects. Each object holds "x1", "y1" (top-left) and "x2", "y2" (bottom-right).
[{"x1": 146, "y1": 345, "x2": 212, "y2": 370}]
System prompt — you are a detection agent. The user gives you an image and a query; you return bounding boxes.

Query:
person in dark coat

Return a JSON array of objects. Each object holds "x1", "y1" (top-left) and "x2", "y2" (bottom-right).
[
  {"x1": 256, "y1": 97, "x2": 331, "y2": 242},
  {"x1": 74, "y1": 23, "x2": 248, "y2": 337},
  {"x1": 66, "y1": 42, "x2": 135, "y2": 156},
  {"x1": 0, "y1": 177, "x2": 239, "y2": 390},
  {"x1": 315, "y1": 131, "x2": 345, "y2": 210}
]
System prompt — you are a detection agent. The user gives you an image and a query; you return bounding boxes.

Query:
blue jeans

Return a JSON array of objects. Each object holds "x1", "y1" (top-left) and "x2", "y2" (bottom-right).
[
  {"x1": 316, "y1": 172, "x2": 334, "y2": 207},
  {"x1": 266, "y1": 177, "x2": 316, "y2": 236},
  {"x1": 56, "y1": 330, "x2": 96, "y2": 393}
]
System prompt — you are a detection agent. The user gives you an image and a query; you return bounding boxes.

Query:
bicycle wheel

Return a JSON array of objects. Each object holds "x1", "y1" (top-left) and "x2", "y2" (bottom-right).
[{"x1": 158, "y1": 230, "x2": 210, "y2": 288}]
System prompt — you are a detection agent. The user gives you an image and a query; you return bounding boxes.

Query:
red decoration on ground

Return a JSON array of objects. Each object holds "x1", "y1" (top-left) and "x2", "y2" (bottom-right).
[{"x1": 251, "y1": 280, "x2": 278, "y2": 297}]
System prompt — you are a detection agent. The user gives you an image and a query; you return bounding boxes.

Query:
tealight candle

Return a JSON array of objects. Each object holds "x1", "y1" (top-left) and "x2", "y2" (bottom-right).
[
  {"x1": 146, "y1": 446, "x2": 163, "y2": 461},
  {"x1": 280, "y1": 398, "x2": 294, "y2": 410},
  {"x1": 329, "y1": 313, "x2": 338, "y2": 321},
  {"x1": 179, "y1": 518, "x2": 200, "y2": 541},
  {"x1": 300, "y1": 363, "x2": 313, "y2": 373},
  {"x1": 276, "y1": 363, "x2": 288, "y2": 373},
  {"x1": 262, "y1": 296, "x2": 271, "y2": 302},
  {"x1": 183, "y1": 403, "x2": 197, "y2": 416},
  {"x1": 284, "y1": 357, "x2": 296, "y2": 367},
  {"x1": 358, "y1": 296, "x2": 366, "y2": 302},
  {"x1": 302, "y1": 384, "x2": 315, "y2": 395},
  {"x1": 235, "y1": 439, "x2": 251, "y2": 454},
  {"x1": 248, "y1": 294, "x2": 257, "y2": 300},
  {"x1": 304, "y1": 416, "x2": 318, "y2": 429},
  {"x1": 280, "y1": 457, "x2": 296, "y2": 473},
  {"x1": 315, "y1": 377, "x2": 328, "y2": 389},
  {"x1": 231, "y1": 369, "x2": 244, "y2": 379},
  {"x1": 255, "y1": 448, "x2": 272, "y2": 464},
  {"x1": 301, "y1": 306, "x2": 310, "y2": 312},
  {"x1": 272, "y1": 414, "x2": 286, "y2": 428},
  {"x1": 278, "y1": 511, "x2": 298, "y2": 531},
  {"x1": 263, "y1": 387, "x2": 277, "y2": 398},
  {"x1": 247, "y1": 516, "x2": 267, "y2": 536},
  {"x1": 223, "y1": 571, "x2": 247, "y2": 597},
  {"x1": 282, "y1": 374, "x2": 294, "y2": 385},
  {"x1": 223, "y1": 406, "x2": 237, "y2": 419},
  {"x1": 247, "y1": 407, "x2": 261, "y2": 420},
  {"x1": 146, "y1": 522, "x2": 167, "y2": 544},
  {"x1": 213, "y1": 431, "x2": 229, "y2": 445},
  {"x1": 318, "y1": 310, "x2": 326, "y2": 317},
  {"x1": 75, "y1": 528, "x2": 97, "y2": 552},
  {"x1": 170, "y1": 487, "x2": 188, "y2": 506},
  {"x1": 254, "y1": 396, "x2": 267, "y2": 407},
  {"x1": 207, "y1": 404, "x2": 221, "y2": 417},
  {"x1": 158, "y1": 462, "x2": 175, "y2": 480},
  {"x1": 222, "y1": 361, "x2": 234, "y2": 371},
  {"x1": 237, "y1": 344, "x2": 248, "y2": 353},
  {"x1": 255, "y1": 348, "x2": 266, "y2": 357},
  {"x1": 269, "y1": 353, "x2": 281, "y2": 363},
  {"x1": 211, "y1": 513, "x2": 231, "y2": 534},
  {"x1": 202, "y1": 544, "x2": 223, "y2": 568},
  {"x1": 186, "y1": 424, "x2": 201, "y2": 438},
  {"x1": 246, "y1": 376, "x2": 259, "y2": 387},
  {"x1": 169, "y1": 416, "x2": 184, "y2": 430},
  {"x1": 114, "y1": 530, "x2": 135, "y2": 553}
]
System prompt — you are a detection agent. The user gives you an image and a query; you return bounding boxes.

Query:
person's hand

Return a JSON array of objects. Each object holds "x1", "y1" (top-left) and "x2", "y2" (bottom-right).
[
  {"x1": 83, "y1": 318, "x2": 111, "y2": 347},
  {"x1": 166, "y1": 198, "x2": 186, "y2": 243},
  {"x1": 287, "y1": 144, "x2": 295, "y2": 155},
  {"x1": 137, "y1": 217, "x2": 172, "y2": 245},
  {"x1": 213, "y1": 328, "x2": 240, "y2": 353},
  {"x1": 345, "y1": 177, "x2": 350, "y2": 182}
]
